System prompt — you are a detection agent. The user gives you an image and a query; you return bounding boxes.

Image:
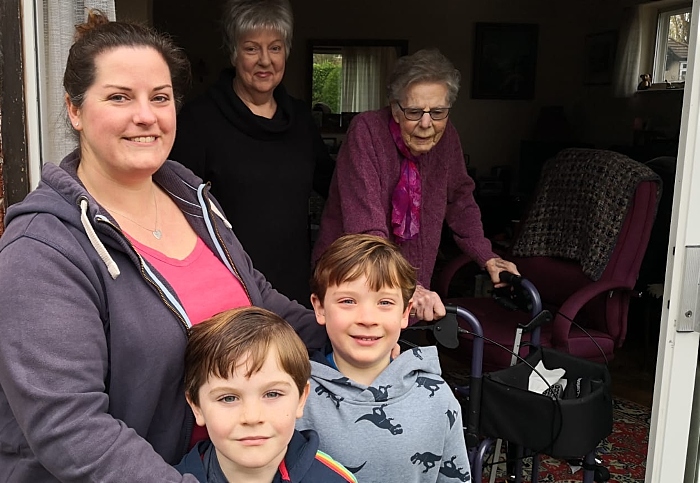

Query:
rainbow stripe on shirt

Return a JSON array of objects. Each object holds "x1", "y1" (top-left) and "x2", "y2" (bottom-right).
[{"x1": 315, "y1": 450, "x2": 358, "y2": 482}]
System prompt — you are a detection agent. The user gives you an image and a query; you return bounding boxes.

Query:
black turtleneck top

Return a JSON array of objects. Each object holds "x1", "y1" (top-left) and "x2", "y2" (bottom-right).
[{"x1": 170, "y1": 69, "x2": 334, "y2": 308}]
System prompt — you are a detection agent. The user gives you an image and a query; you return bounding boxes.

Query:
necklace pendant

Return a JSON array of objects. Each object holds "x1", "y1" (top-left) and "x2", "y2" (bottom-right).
[{"x1": 152, "y1": 229, "x2": 162, "y2": 240}]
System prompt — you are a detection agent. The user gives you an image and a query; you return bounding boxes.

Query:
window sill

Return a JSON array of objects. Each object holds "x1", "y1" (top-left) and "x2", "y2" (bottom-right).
[{"x1": 636, "y1": 82, "x2": 685, "y2": 93}]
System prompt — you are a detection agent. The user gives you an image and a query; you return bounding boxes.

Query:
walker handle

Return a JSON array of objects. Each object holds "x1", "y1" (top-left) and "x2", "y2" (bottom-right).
[{"x1": 498, "y1": 271, "x2": 522, "y2": 286}]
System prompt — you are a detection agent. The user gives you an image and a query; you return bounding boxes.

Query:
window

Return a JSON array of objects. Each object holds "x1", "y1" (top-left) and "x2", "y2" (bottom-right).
[
  {"x1": 311, "y1": 45, "x2": 400, "y2": 113},
  {"x1": 312, "y1": 52, "x2": 342, "y2": 113},
  {"x1": 653, "y1": 6, "x2": 691, "y2": 83},
  {"x1": 309, "y1": 40, "x2": 407, "y2": 116}
]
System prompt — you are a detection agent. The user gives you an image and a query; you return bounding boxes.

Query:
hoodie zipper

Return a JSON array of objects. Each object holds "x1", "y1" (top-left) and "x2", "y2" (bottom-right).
[
  {"x1": 96, "y1": 217, "x2": 191, "y2": 332},
  {"x1": 95, "y1": 187, "x2": 251, "y2": 330},
  {"x1": 200, "y1": 189, "x2": 253, "y2": 303},
  {"x1": 97, "y1": 216, "x2": 195, "y2": 456}
]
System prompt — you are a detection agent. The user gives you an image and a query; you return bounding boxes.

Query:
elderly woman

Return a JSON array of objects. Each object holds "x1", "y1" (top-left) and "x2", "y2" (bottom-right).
[
  {"x1": 0, "y1": 11, "x2": 324, "y2": 482},
  {"x1": 313, "y1": 49, "x2": 518, "y2": 321},
  {"x1": 170, "y1": 0, "x2": 333, "y2": 308}
]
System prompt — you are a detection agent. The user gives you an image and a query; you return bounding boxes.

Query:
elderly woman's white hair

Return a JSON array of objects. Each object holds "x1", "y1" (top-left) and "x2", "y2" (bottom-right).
[
  {"x1": 222, "y1": 0, "x2": 293, "y2": 62},
  {"x1": 387, "y1": 49, "x2": 461, "y2": 106}
]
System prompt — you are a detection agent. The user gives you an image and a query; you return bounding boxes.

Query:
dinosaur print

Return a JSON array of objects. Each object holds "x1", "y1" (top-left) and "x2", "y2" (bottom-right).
[
  {"x1": 416, "y1": 376, "x2": 445, "y2": 397},
  {"x1": 330, "y1": 376, "x2": 354, "y2": 386},
  {"x1": 439, "y1": 455, "x2": 471, "y2": 481},
  {"x1": 355, "y1": 404, "x2": 403, "y2": 434},
  {"x1": 315, "y1": 385, "x2": 343, "y2": 409},
  {"x1": 412, "y1": 347, "x2": 424, "y2": 360},
  {"x1": 344, "y1": 462, "x2": 367, "y2": 474},
  {"x1": 446, "y1": 409, "x2": 458, "y2": 429},
  {"x1": 410, "y1": 451, "x2": 442, "y2": 473},
  {"x1": 367, "y1": 384, "x2": 392, "y2": 402}
]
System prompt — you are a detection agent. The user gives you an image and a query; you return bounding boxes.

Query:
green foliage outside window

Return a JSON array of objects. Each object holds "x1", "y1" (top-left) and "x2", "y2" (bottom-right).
[
  {"x1": 312, "y1": 54, "x2": 341, "y2": 113},
  {"x1": 669, "y1": 12, "x2": 691, "y2": 44}
]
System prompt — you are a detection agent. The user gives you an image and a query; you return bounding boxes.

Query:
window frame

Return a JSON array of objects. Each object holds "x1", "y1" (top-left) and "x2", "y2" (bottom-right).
[
  {"x1": 653, "y1": 5, "x2": 692, "y2": 83},
  {"x1": 306, "y1": 39, "x2": 408, "y2": 115}
]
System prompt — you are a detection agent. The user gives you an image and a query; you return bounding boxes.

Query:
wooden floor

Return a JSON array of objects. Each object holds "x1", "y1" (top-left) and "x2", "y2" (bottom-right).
[
  {"x1": 605, "y1": 295, "x2": 659, "y2": 407},
  {"x1": 608, "y1": 337, "x2": 655, "y2": 407}
]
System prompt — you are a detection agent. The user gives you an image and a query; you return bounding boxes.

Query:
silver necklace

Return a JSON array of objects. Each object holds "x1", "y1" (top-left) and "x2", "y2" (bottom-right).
[{"x1": 103, "y1": 186, "x2": 162, "y2": 239}]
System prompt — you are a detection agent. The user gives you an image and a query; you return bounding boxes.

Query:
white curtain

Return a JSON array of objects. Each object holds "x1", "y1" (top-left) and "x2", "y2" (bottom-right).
[
  {"x1": 613, "y1": 7, "x2": 642, "y2": 97},
  {"x1": 613, "y1": 5, "x2": 654, "y2": 98},
  {"x1": 42, "y1": 0, "x2": 116, "y2": 165},
  {"x1": 341, "y1": 46, "x2": 398, "y2": 112}
]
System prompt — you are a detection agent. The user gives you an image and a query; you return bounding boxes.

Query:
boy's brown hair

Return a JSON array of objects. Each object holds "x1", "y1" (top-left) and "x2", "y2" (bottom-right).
[
  {"x1": 184, "y1": 307, "x2": 311, "y2": 405},
  {"x1": 311, "y1": 234, "x2": 417, "y2": 308}
]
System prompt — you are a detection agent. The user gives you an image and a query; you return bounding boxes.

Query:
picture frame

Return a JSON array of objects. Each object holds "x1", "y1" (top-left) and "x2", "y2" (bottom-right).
[
  {"x1": 583, "y1": 30, "x2": 618, "y2": 85},
  {"x1": 471, "y1": 23, "x2": 539, "y2": 100}
]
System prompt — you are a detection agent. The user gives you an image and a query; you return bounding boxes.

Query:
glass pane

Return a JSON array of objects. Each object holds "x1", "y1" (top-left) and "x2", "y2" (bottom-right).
[
  {"x1": 664, "y1": 11, "x2": 691, "y2": 82},
  {"x1": 312, "y1": 53, "x2": 342, "y2": 114}
]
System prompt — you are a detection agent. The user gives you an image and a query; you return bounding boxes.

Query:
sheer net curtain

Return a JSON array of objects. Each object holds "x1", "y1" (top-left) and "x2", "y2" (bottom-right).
[
  {"x1": 613, "y1": 5, "x2": 654, "y2": 98},
  {"x1": 42, "y1": 0, "x2": 116, "y2": 165},
  {"x1": 341, "y1": 46, "x2": 398, "y2": 112}
]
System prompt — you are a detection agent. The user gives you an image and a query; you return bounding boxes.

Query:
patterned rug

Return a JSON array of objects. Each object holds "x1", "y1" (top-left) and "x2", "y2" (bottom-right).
[{"x1": 442, "y1": 370, "x2": 650, "y2": 483}]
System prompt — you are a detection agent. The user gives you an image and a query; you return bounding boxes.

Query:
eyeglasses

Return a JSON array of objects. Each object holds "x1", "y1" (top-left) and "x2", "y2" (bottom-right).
[{"x1": 396, "y1": 102, "x2": 451, "y2": 121}]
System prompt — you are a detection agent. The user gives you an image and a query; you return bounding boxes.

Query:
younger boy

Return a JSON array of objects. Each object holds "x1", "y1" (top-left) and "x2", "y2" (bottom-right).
[
  {"x1": 176, "y1": 306, "x2": 357, "y2": 483},
  {"x1": 297, "y1": 234, "x2": 471, "y2": 483}
]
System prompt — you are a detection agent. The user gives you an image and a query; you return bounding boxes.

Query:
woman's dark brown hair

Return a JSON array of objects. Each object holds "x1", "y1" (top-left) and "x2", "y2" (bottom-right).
[{"x1": 63, "y1": 9, "x2": 191, "y2": 112}]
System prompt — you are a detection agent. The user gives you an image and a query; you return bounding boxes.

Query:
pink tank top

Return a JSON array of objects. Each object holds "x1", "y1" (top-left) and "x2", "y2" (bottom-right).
[{"x1": 129, "y1": 236, "x2": 251, "y2": 323}]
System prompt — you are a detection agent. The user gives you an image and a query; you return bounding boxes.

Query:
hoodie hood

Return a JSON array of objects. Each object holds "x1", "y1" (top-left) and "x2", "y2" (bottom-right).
[
  {"x1": 207, "y1": 68, "x2": 296, "y2": 140},
  {"x1": 6, "y1": 150, "x2": 98, "y2": 233},
  {"x1": 3, "y1": 149, "x2": 232, "y2": 285},
  {"x1": 4, "y1": 150, "x2": 129, "y2": 279},
  {"x1": 309, "y1": 345, "x2": 444, "y2": 404}
]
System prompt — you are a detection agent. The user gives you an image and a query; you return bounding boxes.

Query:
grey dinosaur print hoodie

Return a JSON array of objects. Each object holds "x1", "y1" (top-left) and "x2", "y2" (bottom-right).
[{"x1": 296, "y1": 345, "x2": 471, "y2": 482}]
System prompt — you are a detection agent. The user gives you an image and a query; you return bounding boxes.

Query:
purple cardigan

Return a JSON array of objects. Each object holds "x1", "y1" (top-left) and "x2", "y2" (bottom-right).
[{"x1": 313, "y1": 107, "x2": 495, "y2": 289}]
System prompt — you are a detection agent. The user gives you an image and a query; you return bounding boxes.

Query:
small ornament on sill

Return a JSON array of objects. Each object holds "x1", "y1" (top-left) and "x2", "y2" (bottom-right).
[{"x1": 637, "y1": 74, "x2": 652, "y2": 90}]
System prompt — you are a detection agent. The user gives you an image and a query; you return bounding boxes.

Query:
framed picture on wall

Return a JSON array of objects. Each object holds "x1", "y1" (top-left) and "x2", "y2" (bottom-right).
[
  {"x1": 471, "y1": 22, "x2": 539, "y2": 100},
  {"x1": 583, "y1": 30, "x2": 617, "y2": 85}
]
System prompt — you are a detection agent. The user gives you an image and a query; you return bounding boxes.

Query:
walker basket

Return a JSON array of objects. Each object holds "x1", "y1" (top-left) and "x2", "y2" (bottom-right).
[{"x1": 479, "y1": 347, "x2": 613, "y2": 458}]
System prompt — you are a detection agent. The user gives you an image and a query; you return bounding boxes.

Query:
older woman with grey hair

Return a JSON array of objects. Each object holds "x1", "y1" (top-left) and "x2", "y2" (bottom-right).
[
  {"x1": 313, "y1": 48, "x2": 518, "y2": 321},
  {"x1": 171, "y1": 0, "x2": 334, "y2": 309}
]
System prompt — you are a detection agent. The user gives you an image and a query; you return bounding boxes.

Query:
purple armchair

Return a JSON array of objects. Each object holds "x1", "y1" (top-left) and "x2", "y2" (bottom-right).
[{"x1": 436, "y1": 149, "x2": 660, "y2": 371}]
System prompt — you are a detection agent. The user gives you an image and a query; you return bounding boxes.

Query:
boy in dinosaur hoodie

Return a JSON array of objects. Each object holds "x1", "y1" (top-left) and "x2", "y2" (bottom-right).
[{"x1": 297, "y1": 234, "x2": 471, "y2": 482}]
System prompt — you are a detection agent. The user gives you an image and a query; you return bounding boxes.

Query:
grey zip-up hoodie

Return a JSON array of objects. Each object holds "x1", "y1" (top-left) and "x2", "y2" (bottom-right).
[
  {"x1": 0, "y1": 151, "x2": 326, "y2": 482},
  {"x1": 296, "y1": 346, "x2": 471, "y2": 482}
]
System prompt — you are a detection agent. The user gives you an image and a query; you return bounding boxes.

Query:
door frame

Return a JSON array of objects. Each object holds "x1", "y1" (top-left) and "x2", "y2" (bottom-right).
[{"x1": 647, "y1": 1, "x2": 700, "y2": 481}]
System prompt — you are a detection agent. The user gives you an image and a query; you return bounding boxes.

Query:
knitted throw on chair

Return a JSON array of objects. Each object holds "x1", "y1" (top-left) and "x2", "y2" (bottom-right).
[{"x1": 511, "y1": 148, "x2": 659, "y2": 280}]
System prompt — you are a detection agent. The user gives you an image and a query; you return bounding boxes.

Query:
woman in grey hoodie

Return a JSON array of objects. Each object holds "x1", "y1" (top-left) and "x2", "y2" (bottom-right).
[{"x1": 0, "y1": 10, "x2": 324, "y2": 483}]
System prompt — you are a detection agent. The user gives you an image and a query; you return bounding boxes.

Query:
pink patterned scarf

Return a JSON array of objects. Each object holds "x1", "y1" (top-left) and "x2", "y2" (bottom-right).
[{"x1": 389, "y1": 118, "x2": 421, "y2": 243}]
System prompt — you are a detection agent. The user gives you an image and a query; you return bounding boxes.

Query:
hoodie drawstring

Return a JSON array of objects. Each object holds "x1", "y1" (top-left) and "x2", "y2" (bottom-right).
[
  {"x1": 208, "y1": 200, "x2": 232, "y2": 229},
  {"x1": 80, "y1": 198, "x2": 120, "y2": 279}
]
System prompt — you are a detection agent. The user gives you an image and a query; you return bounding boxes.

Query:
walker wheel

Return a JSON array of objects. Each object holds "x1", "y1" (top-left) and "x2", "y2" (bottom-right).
[{"x1": 593, "y1": 464, "x2": 610, "y2": 482}]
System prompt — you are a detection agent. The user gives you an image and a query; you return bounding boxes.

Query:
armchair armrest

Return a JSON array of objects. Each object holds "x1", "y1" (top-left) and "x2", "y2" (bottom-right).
[
  {"x1": 434, "y1": 245, "x2": 512, "y2": 298},
  {"x1": 434, "y1": 253, "x2": 477, "y2": 298},
  {"x1": 550, "y1": 279, "x2": 634, "y2": 348}
]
